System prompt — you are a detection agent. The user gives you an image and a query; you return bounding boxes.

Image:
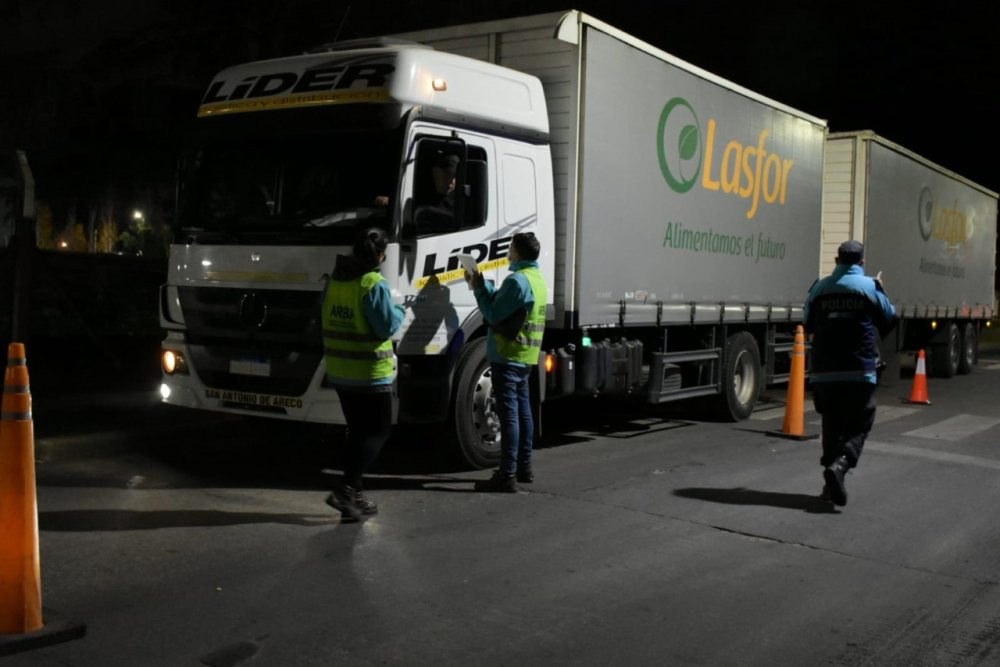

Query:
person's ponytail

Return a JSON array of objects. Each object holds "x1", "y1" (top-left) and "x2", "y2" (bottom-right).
[{"x1": 353, "y1": 227, "x2": 388, "y2": 267}]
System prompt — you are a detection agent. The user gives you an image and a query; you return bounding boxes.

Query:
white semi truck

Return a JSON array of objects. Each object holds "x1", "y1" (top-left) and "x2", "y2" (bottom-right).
[
  {"x1": 821, "y1": 131, "x2": 997, "y2": 379},
  {"x1": 159, "y1": 10, "x2": 827, "y2": 467}
]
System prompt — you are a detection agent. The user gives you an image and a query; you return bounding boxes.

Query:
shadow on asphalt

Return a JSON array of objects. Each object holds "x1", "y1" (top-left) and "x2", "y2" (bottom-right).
[
  {"x1": 37, "y1": 414, "x2": 470, "y2": 491},
  {"x1": 38, "y1": 509, "x2": 338, "y2": 531},
  {"x1": 673, "y1": 487, "x2": 840, "y2": 514},
  {"x1": 33, "y1": 383, "x2": 707, "y2": 492}
]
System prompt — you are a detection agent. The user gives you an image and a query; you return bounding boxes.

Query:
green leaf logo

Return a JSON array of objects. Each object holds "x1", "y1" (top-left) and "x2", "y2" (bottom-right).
[
  {"x1": 657, "y1": 98, "x2": 702, "y2": 194},
  {"x1": 678, "y1": 125, "x2": 699, "y2": 161},
  {"x1": 917, "y1": 187, "x2": 933, "y2": 241}
]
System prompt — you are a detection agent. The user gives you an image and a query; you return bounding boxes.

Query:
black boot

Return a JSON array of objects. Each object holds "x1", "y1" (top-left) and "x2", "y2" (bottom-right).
[
  {"x1": 822, "y1": 457, "x2": 849, "y2": 507},
  {"x1": 325, "y1": 484, "x2": 363, "y2": 521},
  {"x1": 516, "y1": 463, "x2": 534, "y2": 484},
  {"x1": 352, "y1": 489, "x2": 378, "y2": 516},
  {"x1": 819, "y1": 482, "x2": 832, "y2": 502},
  {"x1": 475, "y1": 470, "x2": 518, "y2": 493}
]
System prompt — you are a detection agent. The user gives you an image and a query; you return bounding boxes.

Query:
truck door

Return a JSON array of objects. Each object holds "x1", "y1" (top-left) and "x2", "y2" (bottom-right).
[{"x1": 394, "y1": 129, "x2": 497, "y2": 357}]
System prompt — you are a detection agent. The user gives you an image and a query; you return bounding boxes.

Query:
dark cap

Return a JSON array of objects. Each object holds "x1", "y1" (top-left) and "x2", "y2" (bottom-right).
[
  {"x1": 433, "y1": 152, "x2": 459, "y2": 171},
  {"x1": 837, "y1": 239, "x2": 864, "y2": 264}
]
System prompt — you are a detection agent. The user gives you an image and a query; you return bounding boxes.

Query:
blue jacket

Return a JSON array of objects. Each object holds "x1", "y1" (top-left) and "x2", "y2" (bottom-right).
[
  {"x1": 473, "y1": 260, "x2": 539, "y2": 367},
  {"x1": 804, "y1": 264, "x2": 896, "y2": 384}
]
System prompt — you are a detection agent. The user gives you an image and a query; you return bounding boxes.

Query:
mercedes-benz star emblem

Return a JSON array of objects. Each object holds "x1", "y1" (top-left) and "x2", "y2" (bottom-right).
[{"x1": 238, "y1": 291, "x2": 268, "y2": 329}]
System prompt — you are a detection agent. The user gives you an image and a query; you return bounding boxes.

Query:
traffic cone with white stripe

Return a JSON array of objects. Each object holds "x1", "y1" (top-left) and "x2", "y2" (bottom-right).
[
  {"x1": 0, "y1": 343, "x2": 85, "y2": 656},
  {"x1": 0, "y1": 342, "x2": 42, "y2": 635},
  {"x1": 766, "y1": 325, "x2": 817, "y2": 441},
  {"x1": 906, "y1": 349, "x2": 931, "y2": 405}
]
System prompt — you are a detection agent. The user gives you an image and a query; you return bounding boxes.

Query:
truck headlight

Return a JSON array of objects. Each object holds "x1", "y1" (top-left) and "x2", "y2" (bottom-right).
[{"x1": 162, "y1": 349, "x2": 188, "y2": 375}]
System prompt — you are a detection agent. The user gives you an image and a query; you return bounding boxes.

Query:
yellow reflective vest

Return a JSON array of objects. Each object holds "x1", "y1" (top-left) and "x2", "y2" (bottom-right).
[
  {"x1": 322, "y1": 272, "x2": 394, "y2": 384},
  {"x1": 494, "y1": 267, "x2": 547, "y2": 365}
]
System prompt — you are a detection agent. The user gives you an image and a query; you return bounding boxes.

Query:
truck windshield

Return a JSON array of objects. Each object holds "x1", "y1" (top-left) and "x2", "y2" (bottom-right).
[{"x1": 176, "y1": 109, "x2": 402, "y2": 245}]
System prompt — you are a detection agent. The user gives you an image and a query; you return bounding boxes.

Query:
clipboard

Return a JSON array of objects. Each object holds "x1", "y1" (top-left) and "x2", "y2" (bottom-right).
[{"x1": 457, "y1": 254, "x2": 479, "y2": 275}]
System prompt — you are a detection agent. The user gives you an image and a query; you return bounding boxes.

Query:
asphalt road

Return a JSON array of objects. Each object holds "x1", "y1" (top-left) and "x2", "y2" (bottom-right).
[{"x1": 7, "y1": 349, "x2": 1000, "y2": 666}]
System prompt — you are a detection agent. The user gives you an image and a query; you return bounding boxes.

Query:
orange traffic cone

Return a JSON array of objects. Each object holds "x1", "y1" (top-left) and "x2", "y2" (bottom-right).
[
  {"x1": 0, "y1": 344, "x2": 85, "y2": 657},
  {"x1": 0, "y1": 343, "x2": 42, "y2": 635},
  {"x1": 906, "y1": 349, "x2": 932, "y2": 405},
  {"x1": 767, "y1": 325, "x2": 817, "y2": 441}
]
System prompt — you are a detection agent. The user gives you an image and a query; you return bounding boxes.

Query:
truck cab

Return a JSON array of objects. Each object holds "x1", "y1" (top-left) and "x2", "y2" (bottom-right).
[{"x1": 159, "y1": 38, "x2": 555, "y2": 459}]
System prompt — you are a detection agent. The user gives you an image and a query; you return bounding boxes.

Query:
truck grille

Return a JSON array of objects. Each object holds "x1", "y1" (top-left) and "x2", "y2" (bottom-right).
[{"x1": 178, "y1": 286, "x2": 324, "y2": 395}]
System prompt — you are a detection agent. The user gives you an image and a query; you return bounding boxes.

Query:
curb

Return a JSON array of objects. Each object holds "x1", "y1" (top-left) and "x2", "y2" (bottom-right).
[{"x1": 0, "y1": 608, "x2": 86, "y2": 657}]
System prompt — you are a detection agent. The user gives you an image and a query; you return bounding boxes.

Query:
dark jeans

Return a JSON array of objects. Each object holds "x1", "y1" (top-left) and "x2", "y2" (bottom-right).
[
  {"x1": 336, "y1": 388, "x2": 393, "y2": 489},
  {"x1": 812, "y1": 382, "x2": 877, "y2": 469},
  {"x1": 491, "y1": 363, "x2": 533, "y2": 477}
]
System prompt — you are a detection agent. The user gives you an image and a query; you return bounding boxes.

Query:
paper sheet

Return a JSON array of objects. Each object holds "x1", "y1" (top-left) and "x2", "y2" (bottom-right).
[{"x1": 457, "y1": 254, "x2": 479, "y2": 275}]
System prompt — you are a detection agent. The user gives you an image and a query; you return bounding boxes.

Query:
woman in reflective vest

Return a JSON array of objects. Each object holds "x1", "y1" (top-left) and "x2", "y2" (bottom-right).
[
  {"x1": 467, "y1": 232, "x2": 548, "y2": 492},
  {"x1": 322, "y1": 227, "x2": 404, "y2": 521}
]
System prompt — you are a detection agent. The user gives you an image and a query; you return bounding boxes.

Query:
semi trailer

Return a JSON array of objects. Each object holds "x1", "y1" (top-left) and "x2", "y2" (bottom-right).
[{"x1": 821, "y1": 130, "x2": 997, "y2": 380}]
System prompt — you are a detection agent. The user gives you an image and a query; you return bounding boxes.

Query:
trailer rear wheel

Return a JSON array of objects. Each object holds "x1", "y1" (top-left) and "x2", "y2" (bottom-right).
[
  {"x1": 958, "y1": 322, "x2": 977, "y2": 375},
  {"x1": 452, "y1": 337, "x2": 501, "y2": 469},
  {"x1": 931, "y1": 323, "x2": 960, "y2": 378},
  {"x1": 715, "y1": 331, "x2": 762, "y2": 421}
]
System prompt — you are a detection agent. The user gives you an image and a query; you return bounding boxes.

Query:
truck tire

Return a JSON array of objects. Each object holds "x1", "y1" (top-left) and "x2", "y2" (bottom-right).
[
  {"x1": 714, "y1": 331, "x2": 762, "y2": 421},
  {"x1": 931, "y1": 323, "x2": 960, "y2": 378},
  {"x1": 958, "y1": 322, "x2": 977, "y2": 375},
  {"x1": 452, "y1": 337, "x2": 501, "y2": 469}
]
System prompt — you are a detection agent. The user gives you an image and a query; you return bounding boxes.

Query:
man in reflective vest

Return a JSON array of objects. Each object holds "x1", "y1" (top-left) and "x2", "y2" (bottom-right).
[
  {"x1": 467, "y1": 232, "x2": 548, "y2": 492},
  {"x1": 323, "y1": 227, "x2": 404, "y2": 521}
]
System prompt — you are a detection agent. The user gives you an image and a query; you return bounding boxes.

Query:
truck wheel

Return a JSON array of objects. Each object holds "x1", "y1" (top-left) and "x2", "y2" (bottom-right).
[
  {"x1": 452, "y1": 337, "x2": 501, "y2": 469},
  {"x1": 958, "y1": 322, "x2": 977, "y2": 375},
  {"x1": 931, "y1": 323, "x2": 960, "y2": 378},
  {"x1": 714, "y1": 331, "x2": 762, "y2": 421}
]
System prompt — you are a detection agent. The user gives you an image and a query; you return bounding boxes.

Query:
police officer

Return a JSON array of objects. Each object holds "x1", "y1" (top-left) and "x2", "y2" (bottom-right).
[
  {"x1": 467, "y1": 232, "x2": 547, "y2": 492},
  {"x1": 322, "y1": 227, "x2": 404, "y2": 521},
  {"x1": 805, "y1": 240, "x2": 896, "y2": 507}
]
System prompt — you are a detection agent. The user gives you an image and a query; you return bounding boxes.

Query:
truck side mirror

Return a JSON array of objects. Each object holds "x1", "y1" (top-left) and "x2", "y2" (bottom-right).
[
  {"x1": 465, "y1": 160, "x2": 488, "y2": 227},
  {"x1": 399, "y1": 197, "x2": 416, "y2": 249}
]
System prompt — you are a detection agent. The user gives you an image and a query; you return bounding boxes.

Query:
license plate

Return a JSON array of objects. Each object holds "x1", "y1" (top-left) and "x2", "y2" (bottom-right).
[{"x1": 229, "y1": 358, "x2": 271, "y2": 377}]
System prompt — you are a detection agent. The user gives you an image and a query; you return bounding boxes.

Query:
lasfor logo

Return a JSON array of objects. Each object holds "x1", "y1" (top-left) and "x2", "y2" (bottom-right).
[
  {"x1": 918, "y1": 186, "x2": 969, "y2": 247},
  {"x1": 656, "y1": 97, "x2": 795, "y2": 220}
]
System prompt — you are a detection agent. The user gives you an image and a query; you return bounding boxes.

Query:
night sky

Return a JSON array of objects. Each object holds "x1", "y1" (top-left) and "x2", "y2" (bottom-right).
[{"x1": 2, "y1": 0, "x2": 998, "y2": 213}]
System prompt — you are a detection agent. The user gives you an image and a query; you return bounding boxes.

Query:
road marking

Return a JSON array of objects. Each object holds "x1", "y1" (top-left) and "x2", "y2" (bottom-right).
[
  {"x1": 754, "y1": 396, "x2": 925, "y2": 423},
  {"x1": 872, "y1": 406, "x2": 920, "y2": 424},
  {"x1": 867, "y1": 440, "x2": 1000, "y2": 470},
  {"x1": 902, "y1": 414, "x2": 1000, "y2": 440}
]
